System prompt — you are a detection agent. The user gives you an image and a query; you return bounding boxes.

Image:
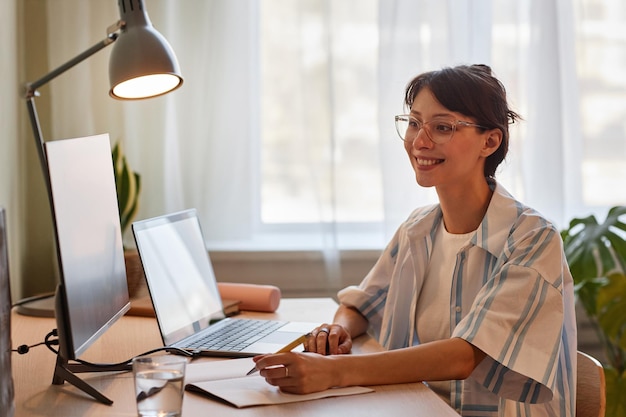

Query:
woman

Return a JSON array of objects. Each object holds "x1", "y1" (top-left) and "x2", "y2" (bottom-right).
[{"x1": 253, "y1": 65, "x2": 577, "y2": 417}]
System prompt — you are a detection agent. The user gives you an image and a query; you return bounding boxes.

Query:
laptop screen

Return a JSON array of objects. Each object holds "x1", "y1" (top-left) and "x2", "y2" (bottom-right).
[{"x1": 132, "y1": 209, "x2": 225, "y2": 344}]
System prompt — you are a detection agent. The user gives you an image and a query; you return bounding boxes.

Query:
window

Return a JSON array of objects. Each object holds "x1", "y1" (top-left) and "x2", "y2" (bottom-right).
[
  {"x1": 575, "y1": 0, "x2": 626, "y2": 207},
  {"x1": 253, "y1": 0, "x2": 626, "y2": 253},
  {"x1": 259, "y1": 0, "x2": 381, "y2": 226}
]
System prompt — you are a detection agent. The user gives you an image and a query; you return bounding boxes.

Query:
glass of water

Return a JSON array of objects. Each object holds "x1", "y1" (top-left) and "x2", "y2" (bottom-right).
[{"x1": 132, "y1": 355, "x2": 187, "y2": 417}]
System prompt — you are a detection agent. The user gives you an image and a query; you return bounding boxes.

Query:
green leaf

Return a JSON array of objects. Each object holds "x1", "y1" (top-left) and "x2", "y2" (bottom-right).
[
  {"x1": 111, "y1": 141, "x2": 141, "y2": 239},
  {"x1": 561, "y1": 206, "x2": 626, "y2": 376},
  {"x1": 575, "y1": 276, "x2": 606, "y2": 316},
  {"x1": 605, "y1": 367, "x2": 626, "y2": 417},
  {"x1": 597, "y1": 273, "x2": 626, "y2": 351},
  {"x1": 561, "y1": 207, "x2": 626, "y2": 282}
]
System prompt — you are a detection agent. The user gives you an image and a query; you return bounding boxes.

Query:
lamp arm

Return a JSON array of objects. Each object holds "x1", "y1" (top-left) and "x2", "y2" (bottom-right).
[
  {"x1": 23, "y1": 32, "x2": 119, "y2": 192},
  {"x1": 25, "y1": 33, "x2": 118, "y2": 97},
  {"x1": 25, "y1": 98, "x2": 49, "y2": 190}
]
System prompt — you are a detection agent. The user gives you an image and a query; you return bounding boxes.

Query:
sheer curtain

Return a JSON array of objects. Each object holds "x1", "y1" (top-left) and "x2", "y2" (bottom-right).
[
  {"x1": 378, "y1": 0, "x2": 582, "y2": 233},
  {"x1": 40, "y1": 0, "x2": 622, "y2": 259}
]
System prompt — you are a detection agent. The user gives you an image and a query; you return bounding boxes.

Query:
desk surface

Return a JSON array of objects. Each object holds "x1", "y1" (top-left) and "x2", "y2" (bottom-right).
[{"x1": 12, "y1": 298, "x2": 459, "y2": 417}]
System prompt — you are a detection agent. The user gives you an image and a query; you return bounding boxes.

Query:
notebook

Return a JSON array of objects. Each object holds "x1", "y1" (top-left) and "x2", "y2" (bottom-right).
[{"x1": 132, "y1": 209, "x2": 316, "y2": 357}]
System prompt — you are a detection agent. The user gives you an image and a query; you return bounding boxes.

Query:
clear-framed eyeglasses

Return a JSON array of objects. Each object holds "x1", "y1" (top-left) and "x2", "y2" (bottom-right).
[{"x1": 394, "y1": 115, "x2": 488, "y2": 144}]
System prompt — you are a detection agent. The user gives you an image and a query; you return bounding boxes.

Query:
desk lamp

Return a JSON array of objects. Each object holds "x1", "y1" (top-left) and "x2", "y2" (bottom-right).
[{"x1": 17, "y1": 0, "x2": 183, "y2": 317}]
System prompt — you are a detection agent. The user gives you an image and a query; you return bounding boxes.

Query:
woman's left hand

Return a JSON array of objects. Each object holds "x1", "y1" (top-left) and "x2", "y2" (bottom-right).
[
  {"x1": 304, "y1": 323, "x2": 352, "y2": 355},
  {"x1": 252, "y1": 352, "x2": 340, "y2": 394}
]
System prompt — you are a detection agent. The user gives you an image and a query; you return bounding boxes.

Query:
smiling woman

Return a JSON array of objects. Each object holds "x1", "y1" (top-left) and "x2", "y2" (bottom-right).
[{"x1": 251, "y1": 65, "x2": 577, "y2": 417}]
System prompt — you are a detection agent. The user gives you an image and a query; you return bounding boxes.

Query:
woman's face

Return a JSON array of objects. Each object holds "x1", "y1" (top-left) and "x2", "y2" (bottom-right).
[{"x1": 404, "y1": 87, "x2": 499, "y2": 191}]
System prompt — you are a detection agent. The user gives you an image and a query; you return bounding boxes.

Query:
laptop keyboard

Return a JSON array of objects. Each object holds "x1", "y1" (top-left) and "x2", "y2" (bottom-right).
[{"x1": 187, "y1": 319, "x2": 287, "y2": 352}]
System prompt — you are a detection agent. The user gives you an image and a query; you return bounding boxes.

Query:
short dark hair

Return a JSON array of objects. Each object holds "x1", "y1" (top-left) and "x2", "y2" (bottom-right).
[{"x1": 403, "y1": 64, "x2": 521, "y2": 178}]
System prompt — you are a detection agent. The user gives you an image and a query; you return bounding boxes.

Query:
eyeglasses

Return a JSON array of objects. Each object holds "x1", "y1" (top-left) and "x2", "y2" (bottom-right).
[{"x1": 394, "y1": 115, "x2": 488, "y2": 144}]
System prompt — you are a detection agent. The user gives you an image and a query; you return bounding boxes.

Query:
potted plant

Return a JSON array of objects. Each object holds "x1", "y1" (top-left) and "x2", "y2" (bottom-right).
[
  {"x1": 111, "y1": 142, "x2": 145, "y2": 298},
  {"x1": 112, "y1": 142, "x2": 141, "y2": 240},
  {"x1": 561, "y1": 205, "x2": 626, "y2": 416}
]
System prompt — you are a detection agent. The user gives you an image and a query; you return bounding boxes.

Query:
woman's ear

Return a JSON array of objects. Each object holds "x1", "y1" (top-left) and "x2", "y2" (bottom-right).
[{"x1": 482, "y1": 129, "x2": 502, "y2": 157}]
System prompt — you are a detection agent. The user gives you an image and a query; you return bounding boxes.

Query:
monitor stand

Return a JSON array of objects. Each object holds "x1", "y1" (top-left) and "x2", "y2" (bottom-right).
[
  {"x1": 52, "y1": 354, "x2": 131, "y2": 405},
  {"x1": 15, "y1": 293, "x2": 125, "y2": 404},
  {"x1": 51, "y1": 286, "x2": 131, "y2": 405}
]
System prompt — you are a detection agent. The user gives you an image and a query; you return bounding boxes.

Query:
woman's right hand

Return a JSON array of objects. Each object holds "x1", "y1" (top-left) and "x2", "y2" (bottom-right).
[{"x1": 304, "y1": 323, "x2": 352, "y2": 355}]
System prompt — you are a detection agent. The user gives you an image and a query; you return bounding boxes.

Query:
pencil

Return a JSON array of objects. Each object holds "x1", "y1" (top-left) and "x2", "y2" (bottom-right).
[{"x1": 245, "y1": 333, "x2": 308, "y2": 376}]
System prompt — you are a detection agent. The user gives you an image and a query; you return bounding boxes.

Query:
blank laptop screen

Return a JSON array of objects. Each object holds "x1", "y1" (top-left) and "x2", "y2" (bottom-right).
[{"x1": 132, "y1": 210, "x2": 224, "y2": 343}]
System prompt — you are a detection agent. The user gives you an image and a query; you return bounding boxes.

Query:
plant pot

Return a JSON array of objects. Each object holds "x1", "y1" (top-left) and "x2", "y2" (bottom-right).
[{"x1": 124, "y1": 249, "x2": 148, "y2": 299}]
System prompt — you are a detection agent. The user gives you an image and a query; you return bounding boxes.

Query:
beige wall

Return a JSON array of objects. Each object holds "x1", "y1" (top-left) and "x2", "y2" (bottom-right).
[
  {"x1": 211, "y1": 250, "x2": 377, "y2": 299},
  {"x1": 1, "y1": 0, "x2": 58, "y2": 303},
  {"x1": 0, "y1": 0, "x2": 22, "y2": 302},
  {"x1": 19, "y1": 0, "x2": 58, "y2": 301}
]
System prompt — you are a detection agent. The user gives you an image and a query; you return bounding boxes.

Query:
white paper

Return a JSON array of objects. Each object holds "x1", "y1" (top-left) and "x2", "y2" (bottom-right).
[{"x1": 184, "y1": 358, "x2": 374, "y2": 408}]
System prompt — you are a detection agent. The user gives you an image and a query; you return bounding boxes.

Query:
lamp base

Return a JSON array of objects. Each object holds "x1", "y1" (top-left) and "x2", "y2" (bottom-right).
[{"x1": 14, "y1": 293, "x2": 55, "y2": 318}]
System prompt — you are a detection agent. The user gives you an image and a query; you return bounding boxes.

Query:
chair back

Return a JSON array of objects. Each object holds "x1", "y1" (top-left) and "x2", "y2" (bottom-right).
[{"x1": 576, "y1": 350, "x2": 606, "y2": 417}]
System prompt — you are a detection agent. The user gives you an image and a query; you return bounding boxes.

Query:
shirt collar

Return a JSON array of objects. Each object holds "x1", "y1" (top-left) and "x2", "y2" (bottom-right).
[
  {"x1": 404, "y1": 179, "x2": 524, "y2": 258},
  {"x1": 473, "y1": 178, "x2": 525, "y2": 257}
]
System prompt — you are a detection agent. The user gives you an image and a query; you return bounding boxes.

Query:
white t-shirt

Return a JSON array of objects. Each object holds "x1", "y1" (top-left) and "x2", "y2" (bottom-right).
[{"x1": 416, "y1": 220, "x2": 472, "y2": 402}]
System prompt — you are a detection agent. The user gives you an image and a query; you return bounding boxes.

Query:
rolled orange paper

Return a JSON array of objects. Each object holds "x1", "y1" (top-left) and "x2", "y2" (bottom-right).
[{"x1": 217, "y1": 282, "x2": 281, "y2": 312}]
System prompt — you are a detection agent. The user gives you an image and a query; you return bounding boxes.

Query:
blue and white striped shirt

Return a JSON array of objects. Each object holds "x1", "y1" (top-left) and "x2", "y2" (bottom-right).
[{"x1": 338, "y1": 180, "x2": 576, "y2": 417}]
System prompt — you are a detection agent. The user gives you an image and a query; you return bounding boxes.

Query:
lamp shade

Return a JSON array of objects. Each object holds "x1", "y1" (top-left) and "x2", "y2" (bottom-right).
[{"x1": 109, "y1": 0, "x2": 183, "y2": 99}]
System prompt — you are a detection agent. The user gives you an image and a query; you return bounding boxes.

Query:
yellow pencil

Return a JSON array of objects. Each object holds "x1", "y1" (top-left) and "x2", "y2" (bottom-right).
[{"x1": 246, "y1": 333, "x2": 308, "y2": 376}]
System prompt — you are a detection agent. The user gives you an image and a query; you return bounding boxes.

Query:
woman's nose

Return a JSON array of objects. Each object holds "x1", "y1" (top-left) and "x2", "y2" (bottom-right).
[{"x1": 410, "y1": 127, "x2": 434, "y2": 148}]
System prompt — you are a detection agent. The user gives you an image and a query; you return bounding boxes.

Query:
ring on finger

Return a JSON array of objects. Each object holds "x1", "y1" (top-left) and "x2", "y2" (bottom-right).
[
  {"x1": 319, "y1": 327, "x2": 330, "y2": 335},
  {"x1": 285, "y1": 367, "x2": 289, "y2": 377}
]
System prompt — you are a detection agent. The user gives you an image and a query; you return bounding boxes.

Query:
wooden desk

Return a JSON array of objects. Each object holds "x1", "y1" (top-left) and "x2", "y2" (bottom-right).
[{"x1": 11, "y1": 298, "x2": 459, "y2": 416}]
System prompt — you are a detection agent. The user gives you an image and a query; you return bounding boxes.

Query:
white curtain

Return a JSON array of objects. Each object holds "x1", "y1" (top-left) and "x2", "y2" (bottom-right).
[
  {"x1": 40, "y1": 0, "x2": 623, "y2": 256},
  {"x1": 378, "y1": 0, "x2": 583, "y2": 232}
]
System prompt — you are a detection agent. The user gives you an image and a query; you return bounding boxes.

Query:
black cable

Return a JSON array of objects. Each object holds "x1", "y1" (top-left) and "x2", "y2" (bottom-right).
[
  {"x1": 70, "y1": 346, "x2": 195, "y2": 369},
  {"x1": 43, "y1": 329, "x2": 59, "y2": 354},
  {"x1": 14, "y1": 328, "x2": 197, "y2": 370},
  {"x1": 11, "y1": 329, "x2": 58, "y2": 355},
  {"x1": 11, "y1": 340, "x2": 51, "y2": 354}
]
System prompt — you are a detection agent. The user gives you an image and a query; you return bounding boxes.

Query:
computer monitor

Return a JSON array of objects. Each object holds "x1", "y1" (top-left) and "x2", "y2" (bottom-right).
[{"x1": 44, "y1": 134, "x2": 130, "y2": 404}]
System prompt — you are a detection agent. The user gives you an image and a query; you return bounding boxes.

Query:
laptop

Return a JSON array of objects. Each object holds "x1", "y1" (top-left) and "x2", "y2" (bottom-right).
[{"x1": 132, "y1": 208, "x2": 316, "y2": 357}]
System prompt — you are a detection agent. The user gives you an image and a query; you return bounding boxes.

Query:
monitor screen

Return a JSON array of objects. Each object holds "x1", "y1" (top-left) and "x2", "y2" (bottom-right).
[{"x1": 45, "y1": 134, "x2": 130, "y2": 360}]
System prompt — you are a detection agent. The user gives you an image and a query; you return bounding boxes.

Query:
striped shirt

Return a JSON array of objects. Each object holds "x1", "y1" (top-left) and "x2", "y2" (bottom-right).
[{"x1": 338, "y1": 180, "x2": 577, "y2": 417}]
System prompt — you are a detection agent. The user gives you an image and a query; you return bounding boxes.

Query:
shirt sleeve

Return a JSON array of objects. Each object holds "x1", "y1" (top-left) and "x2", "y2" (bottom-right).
[
  {"x1": 337, "y1": 226, "x2": 407, "y2": 339},
  {"x1": 452, "y1": 225, "x2": 568, "y2": 403}
]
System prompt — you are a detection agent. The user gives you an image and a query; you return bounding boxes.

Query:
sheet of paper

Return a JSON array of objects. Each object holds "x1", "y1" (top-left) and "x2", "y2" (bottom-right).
[
  {"x1": 185, "y1": 357, "x2": 256, "y2": 383},
  {"x1": 184, "y1": 358, "x2": 374, "y2": 408}
]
